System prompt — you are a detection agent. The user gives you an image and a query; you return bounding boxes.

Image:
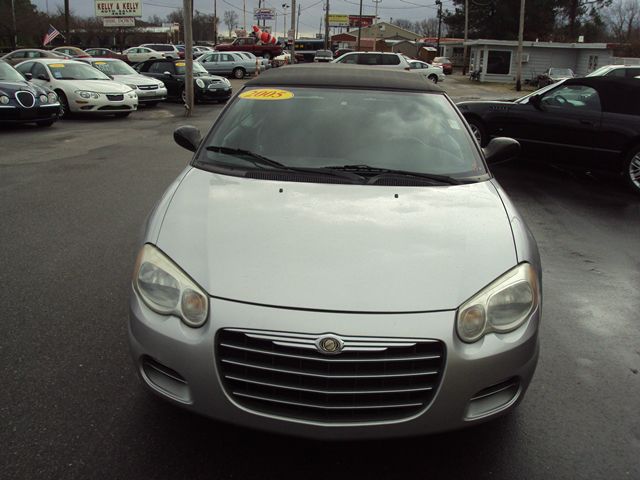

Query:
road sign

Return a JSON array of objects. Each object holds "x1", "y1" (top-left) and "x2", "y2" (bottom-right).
[
  {"x1": 287, "y1": 29, "x2": 294, "y2": 41},
  {"x1": 103, "y1": 17, "x2": 135, "y2": 27},
  {"x1": 95, "y1": 1, "x2": 142, "y2": 17},
  {"x1": 254, "y1": 8, "x2": 275, "y2": 20},
  {"x1": 328, "y1": 14, "x2": 349, "y2": 27}
]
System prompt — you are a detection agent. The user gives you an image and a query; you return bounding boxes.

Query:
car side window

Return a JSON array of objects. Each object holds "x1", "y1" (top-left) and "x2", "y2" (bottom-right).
[
  {"x1": 222, "y1": 54, "x2": 234, "y2": 62},
  {"x1": 15, "y1": 62, "x2": 34, "y2": 74},
  {"x1": 382, "y1": 55, "x2": 400, "y2": 66},
  {"x1": 32, "y1": 63, "x2": 49, "y2": 80},
  {"x1": 627, "y1": 68, "x2": 640, "y2": 78},
  {"x1": 149, "y1": 62, "x2": 174, "y2": 74},
  {"x1": 607, "y1": 69, "x2": 625, "y2": 77},
  {"x1": 339, "y1": 54, "x2": 358, "y2": 64},
  {"x1": 542, "y1": 85, "x2": 601, "y2": 111},
  {"x1": 358, "y1": 54, "x2": 379, "y2": 66},
  {"x1": 11, "y1": 51, "x2": 26, "y2": 59}
]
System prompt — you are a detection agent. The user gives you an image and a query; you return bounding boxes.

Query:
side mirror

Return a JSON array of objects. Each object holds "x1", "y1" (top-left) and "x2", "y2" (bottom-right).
[
  {"x1": 24, "y1": 72, "x2": 33, "y2": 80},
  {"x1": 529, "y1": 94, "x2": 544, "y2": 111},
  {"x1": 483, "y1": 137, "x2": 520, "y2": 165},
  {"x1": 174, "y1": 125, "x2": 202, "y2": 152},
  {"x1": 37, "y1": 74, "x2": 48, "y2": 81}
]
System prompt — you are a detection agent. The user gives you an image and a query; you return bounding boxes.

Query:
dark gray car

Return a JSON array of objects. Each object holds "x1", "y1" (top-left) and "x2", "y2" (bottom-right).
[{"x1": 1, "y1": 49, "x2": 68, "y2": 66}]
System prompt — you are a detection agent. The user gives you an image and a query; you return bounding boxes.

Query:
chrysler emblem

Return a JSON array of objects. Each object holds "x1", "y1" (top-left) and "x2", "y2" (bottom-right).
[{"x1": 315, "y1": 335, "x2": 344, "y2": 355}]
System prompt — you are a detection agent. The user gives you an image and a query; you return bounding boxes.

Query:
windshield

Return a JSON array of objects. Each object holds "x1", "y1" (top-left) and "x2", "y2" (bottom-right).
[
  {"x1": 198, "y1": 87, "x2": 484, "y2": 180},
  {"x1": 175, "y1": 61, "x2": 208, "y2": 75},
  {"x1": 586, "y1": 66, "x2": 611, "y2": 77},
  {"x1": 515, "y1": 80, "x2": 565, "y2": 103},
  {"x1": 90, "y1": 60, "x2": 137, "y2": 76},
  {"x1": 47, "y1": 62, "x2": 111, "y2": 80},
  {"x1": 0, "y1": 62, "x2": 25, "y2": 82},
  {"x1": 549, "y1": 68, "x2": 573, "y2": 76}
]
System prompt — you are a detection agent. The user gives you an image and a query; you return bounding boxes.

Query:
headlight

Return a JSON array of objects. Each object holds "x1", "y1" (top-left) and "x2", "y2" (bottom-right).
[
  {"x1": 157, "y1": 81, "x2": 165, "y2": 88},
  {"x1": 195, "y1": 78, "x2": 205, "y2": 88},
  {"x1": 223, "y1": 78, "x2": 231, "y2": 86},
  {"x1": 133, "y1": 244, "x2": 209, "y2": 327},
  {"x1": 0, "y1": 95, "x2": 9, "y2": 104},
  {"x1": 456, "y1": 263, "x2": 539, "y2": 343},
  {"x1": 75, "y1": 90, "x2": 100, "y2": 99},
  {"x1": 47, "y1": 92, "x2": 57, "y2": 103},
  {"x1": 38, "y1": 94, "x2": 48, "y2": 104}
]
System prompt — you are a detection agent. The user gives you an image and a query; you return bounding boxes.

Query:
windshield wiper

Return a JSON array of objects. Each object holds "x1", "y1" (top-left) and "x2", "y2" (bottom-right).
[
  {"x1": 203, "y1": 146, "x2": 365, "y2": 183},
  {"x1": 322, "y1": 164, "x2": 463, "y2": 185}
]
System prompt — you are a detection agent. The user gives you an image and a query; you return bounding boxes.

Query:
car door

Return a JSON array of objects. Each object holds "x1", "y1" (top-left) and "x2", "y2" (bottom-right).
[
  {"x1": 219, "y1": 54, "x2": 237, "y2": 75},
  {"x1": 505, "y1": 83, "x2": 602, "y2": 161},
  {"x1": 145, "y1": 61, "x2": 179, "y2": 96},
  {"x1": 199, "y1": 53, "x2": 219, "y2": 74}
]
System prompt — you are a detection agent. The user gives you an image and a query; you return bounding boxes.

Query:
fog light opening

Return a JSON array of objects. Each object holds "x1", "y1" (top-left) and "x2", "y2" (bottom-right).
[
  {"x1": 140, "y1": 356, "x2": 192, "y2": 404},
  {"x1": 465, "y1": 377, "x2": 520, "y2": 420}
]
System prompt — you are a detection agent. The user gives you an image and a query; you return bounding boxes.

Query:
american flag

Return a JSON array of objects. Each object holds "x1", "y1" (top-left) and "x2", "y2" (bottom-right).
[{"x1": 43, "y1": 25, "x2": 64, "y2": 46}]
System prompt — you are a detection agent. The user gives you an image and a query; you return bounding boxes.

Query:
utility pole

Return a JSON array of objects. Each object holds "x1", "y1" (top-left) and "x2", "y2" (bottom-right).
[
  {"x1": 324, "y1": 0, "x2": 330, "y2": 50},
  {"x1": 10, "y1": 0, "x2": 17, "y2": 48},
  {"x1": 516, "y1": 0, "x2": 525, "y2": 91},
  {"x1": 435, "y1": 0, "x2": 442, "y2": 55},
  {"x1": 356, "y1": 0, "x2": 363, "y2": 51},
  {"x1": 213, "y1": 0, "x2": 218, "y2": 45},
  {"x1": 372, "y1": 0, "x2": 381, "y2": 52},
  {"x1": 373, "y1": 0, "x2": 381, "y2": 23},
  {"x1": 290, "y1": 0, "x2": 296, "y2": 60},
  {"x1": 462, "y1": 0, "x2": 468, "y2": 75},
  {"x1": 64, "y1": 0, "x2": 70, "y2": 39},
  {"x1": 282, "y1": 4, "x2": 289, "y2": 39},
  {"x1": 297, "y1": 3, "x2": 301, "y2": 39},
  {"x1": 183, "y1": 0, "x2": 194, "y2": 116}
]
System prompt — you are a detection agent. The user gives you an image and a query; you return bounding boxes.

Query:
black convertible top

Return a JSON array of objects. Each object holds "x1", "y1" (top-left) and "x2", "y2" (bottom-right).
[{"x1": 246, "y1": 64, "x2": 443, "y2": 93}]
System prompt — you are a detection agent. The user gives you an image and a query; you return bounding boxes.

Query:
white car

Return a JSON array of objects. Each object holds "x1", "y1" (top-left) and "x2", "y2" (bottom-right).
[
  {"x1": 139, "y1": 44, "x2": 181, "y2": 60},
  {"x1": 15, "y1": 59, "x2": 137, "y2": 117},
  {"x1": 408, "y1": 60, "x2": 445, "y2": 83},
  {"x1": 79, "y1": 58, "x2": 168, "y2": 106},
  {"x1": 123, "y1": 47, "x2": 165, "y2": 64}
]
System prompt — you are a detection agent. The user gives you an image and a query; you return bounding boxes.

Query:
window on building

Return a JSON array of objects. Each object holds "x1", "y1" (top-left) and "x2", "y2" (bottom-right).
[{"x1": 486, "y1": 50, "x2": 511, "y2": 75}]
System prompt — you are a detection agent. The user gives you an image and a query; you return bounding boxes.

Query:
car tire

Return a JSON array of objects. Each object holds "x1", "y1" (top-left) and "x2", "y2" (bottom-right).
[
  {"x1": 427, "y1": 74, "x2": 438, "y2": 84},
  {"x1": 56, "y1": 91, "x2": 70, "y2": 118},
  {"x1": 36, "y1": 120, "x2": 55, "y2": 127},
  {"x1": 232, "y1": 67, "x2": 245, "y2": 79},
  {"x1": 623, "y1": 145, "x2": 640, "y2": 195},
  {"x1": 466, "y1": 117, "x2": 487, "y2": 147}
]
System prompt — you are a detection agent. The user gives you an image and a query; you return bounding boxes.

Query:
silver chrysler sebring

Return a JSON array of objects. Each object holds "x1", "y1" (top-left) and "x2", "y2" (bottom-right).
[{"x1": 129, "y1": 65, "x2": 542, "y2": 439}]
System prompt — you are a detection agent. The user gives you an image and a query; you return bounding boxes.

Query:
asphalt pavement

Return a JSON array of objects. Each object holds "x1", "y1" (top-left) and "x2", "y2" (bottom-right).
[{"x1": 1, "y1": 76, "x2": 639, "y2": 480}]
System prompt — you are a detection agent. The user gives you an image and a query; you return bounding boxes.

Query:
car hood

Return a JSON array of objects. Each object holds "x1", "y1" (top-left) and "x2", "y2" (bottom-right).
[
  {"x1": 156, "y1": 169, "x2": 517, "y2": 312},
  {"x1": 111, "y1": 74, "x2": 160, "y2": 86},
  {"x1": 0, "y1": 80, "x2": 50, "y2": 95},
  {"x1": 57, "y1": 79, "x2": 132, "y2": 93}
]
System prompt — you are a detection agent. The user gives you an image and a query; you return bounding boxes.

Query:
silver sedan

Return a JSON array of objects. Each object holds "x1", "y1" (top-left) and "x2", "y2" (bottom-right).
[
  {"x1": 129, "y1": 65, "x2": 541, "y2": 439},
  {"x1": 196, "y1": 51, "x2": 257, "y2": 79}
]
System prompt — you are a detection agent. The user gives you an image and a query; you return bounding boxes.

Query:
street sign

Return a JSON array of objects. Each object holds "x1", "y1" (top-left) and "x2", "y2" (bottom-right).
[
  {"x1": 254, "y1": 8, "x2": 275, "y2": 20},
  {"x1": 95, "y1": 1, "x2": 142, "y2": 18},
  {"x1": 287, "y1": 29, "x2": 294, "y2": 41},
  {"x1": 103, "y1": 17, "x2": 135, "y2": 27},
  {"x1": 328, "y1": 14, "x2": 349, "y2": 27}
]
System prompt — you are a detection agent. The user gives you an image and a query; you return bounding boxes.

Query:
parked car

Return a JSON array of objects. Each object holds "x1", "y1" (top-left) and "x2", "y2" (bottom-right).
[
  {"x1": 84, "y1": 48, "x2": 128, "y2": 62},
  {"x1": 79, "y1": 58, "x2": 168, "y2": 106},
  {"x1": 457, "y1": 77, "x2": 640, "y2": 193},
  {"x1": 122, "y1": 46, "x2": 165, "y2": 64},
  {"x1": 333, "y1": 48, "x2": 354, "y2": 58},
  {"x1": 538, "y1": 67, "x2": 574, "y2": 87},
  {"x1": 135, "y1": 59, "x2": 232, "y2": 103},
  {"x1": 52, "y1": 46, "x2": 90, "y2": 58},
  {"x1": 1, "y1": 49, "x2": 68, "y2": 65},
  {"x1": 175, "y1": 45, "x2": 187, "y2": 59},
  {"x1": 15, "y1": 59, "x2": 137, "y2": 117},
  {"x1": 313, "y1": 50, "x2": 333, "y2": 62},
  {"x1": 139, "y1": 44, "x2": 180, "y2": 60},
  {"x1": 586, "y1": 64, "x2": 640, "y2": 78},
  {"x1": 215, "y1": 36, "x2": 282, "y2": 60},
  {"x1": 432, "y1": 57, "x2": 453, "y2": 74},
  {"x1": 0, "y1": 60, "x2": 60, "y2": 127},
  {"x1": 196, "y1": 51, "x2": 256, "y2": 79},
  {"x1": 129, "y1": 64, "x2": 541, "y2": 439},
  {"x1": 409, "y1": 59, "x2": 445, "y2": 83},
  {"x1": 331, "y1": 52, "x2": 411, "y2": 70},
  {"x1": 231, "y1": 51, "x2": 269, "y2": 72}
]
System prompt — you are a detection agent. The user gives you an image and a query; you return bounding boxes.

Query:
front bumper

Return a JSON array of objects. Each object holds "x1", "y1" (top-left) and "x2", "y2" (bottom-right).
[
  {"x1": 129, "y1": 292, "x2": 540, "y2": 439},
  {"x1": 136, "y1": 87, "x2": 168, "y2": 103},
  {"x1": 0, "y1": 103, "x2": 60, "y2": 123},
  {"x1": 197, "y1": 86, "x2": 233, "y2": 102},
  {"x1": 71, "y1": 95, "x2": 138, "y2": 114}
]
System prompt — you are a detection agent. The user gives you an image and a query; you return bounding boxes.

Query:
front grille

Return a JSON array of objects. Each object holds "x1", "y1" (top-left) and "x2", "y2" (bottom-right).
[
  {"x1": 106, "y1": 94, "x2": 124, "y2": 101},
  {"x1": 15, "y1": 91, "x2": 35, "y2": 108},
  {"x1": 217, "y1": 328, "x2": 445, "y2": 423},
  {"x1": 138, "y1": 85, "x2": 158, "y2": 90},
  {"x1": 97, "y1": 105, "x2": 131, "y2": 111}
]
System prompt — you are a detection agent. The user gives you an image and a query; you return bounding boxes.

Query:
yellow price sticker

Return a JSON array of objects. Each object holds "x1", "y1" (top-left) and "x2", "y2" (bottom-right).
[
  {"x1": 239, "y1": 89, "x2": 294, "y2": 100},
  {"x1": 49, "y1": 63, "x2": 65, "y2": 68},
  {"x1": 95, "y1": 61, "x2": 107, "y2": 65},
  {"x1": 176, "y1": 62, "x2": 186, "y2": 67}
]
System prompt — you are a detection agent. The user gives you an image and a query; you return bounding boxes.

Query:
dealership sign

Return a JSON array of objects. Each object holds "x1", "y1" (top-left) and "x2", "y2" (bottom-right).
[
  {"x1": 349, "y1": 15, "x2": 376, "y2": 28},
  {"x1": 254, "y1": 8, "x2": 275, "y2": 20},
  {"x1": 103, "y1": 17, "x2": 135, "y2": 27},
  {"x1": 328, "y1": 14, "x2": 349, "y2": 27},
  {"x1": 95, "y1": 1, "x2": 142, "y2": 17}
]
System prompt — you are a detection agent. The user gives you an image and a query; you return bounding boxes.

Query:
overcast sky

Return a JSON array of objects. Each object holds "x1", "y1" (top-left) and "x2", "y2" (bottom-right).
[{"x1": 35, "y1": 0, "x2": 450, "y2": 37}]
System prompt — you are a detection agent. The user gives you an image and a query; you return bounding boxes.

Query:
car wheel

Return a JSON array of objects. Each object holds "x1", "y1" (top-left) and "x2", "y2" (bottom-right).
[
  {"x1": 232, "y1": 67, "x2": 245, "y2": 79},
  {"x1": 36, "y1": 120, "x2": 55, "y2": 127},
  {"x1": 427, "y1": 74, "x2": 438, "y2": 84},
  {"x1": 56, "y1": 91, "x2": 70, "y2": 118},
  {"x1": 466, "y1": 118, "x2": 487, "y2": 146},
  {"x1": 623, "y1": 145, "x2": 640, "y2": 194}
]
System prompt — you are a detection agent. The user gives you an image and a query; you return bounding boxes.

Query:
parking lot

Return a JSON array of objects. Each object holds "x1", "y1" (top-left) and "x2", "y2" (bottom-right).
[{"x1": 1, "y1": 74, "x2": 639, "y2": 480}]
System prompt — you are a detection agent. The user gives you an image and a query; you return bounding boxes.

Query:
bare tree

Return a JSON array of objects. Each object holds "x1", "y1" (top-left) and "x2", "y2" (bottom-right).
[
  {"x1": 391, "y1": 19, "x2": 416, "y2": 32},
  {"x1": 223, "y1": 10, "x2": 238, "y2": 37},
  {"x1": 415, "y1": 18, "x2": 442, "y2": 37},
  {"x1": 606, "y1": 0, "x2": 639, "y2": 42}
]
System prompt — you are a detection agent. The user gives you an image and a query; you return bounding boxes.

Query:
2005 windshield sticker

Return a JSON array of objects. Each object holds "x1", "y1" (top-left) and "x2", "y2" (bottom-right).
[
  {"x1": 239, "y1": 89, "x2": 294, "y2": 100},
  {"x1": 49, "y1": 64, "x2": 65, "y2": 78}
]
